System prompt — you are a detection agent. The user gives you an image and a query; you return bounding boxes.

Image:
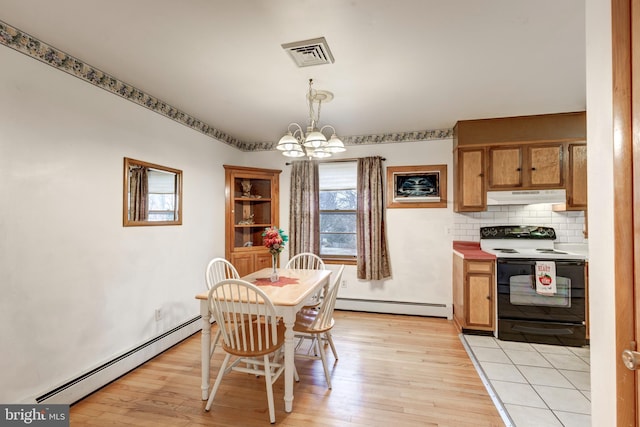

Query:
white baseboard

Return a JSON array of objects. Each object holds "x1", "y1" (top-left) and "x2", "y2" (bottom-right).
[
  {"x1": 335, "y1": 298, "x2": 452, "y2": 319},
  {"x1": 35, "y1": 316, "x2": 202, "y2": 405}
]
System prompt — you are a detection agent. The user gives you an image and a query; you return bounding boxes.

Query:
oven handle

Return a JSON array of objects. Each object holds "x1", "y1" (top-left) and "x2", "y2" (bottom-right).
[{"x1": 512, "y1": 325, "x2": 574, "y2": 336}]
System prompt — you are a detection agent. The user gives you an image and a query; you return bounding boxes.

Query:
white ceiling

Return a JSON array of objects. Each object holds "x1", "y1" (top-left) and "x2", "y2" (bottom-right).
[{"x1": 0, "y1": 0, "x2": 586, "y2": 147}]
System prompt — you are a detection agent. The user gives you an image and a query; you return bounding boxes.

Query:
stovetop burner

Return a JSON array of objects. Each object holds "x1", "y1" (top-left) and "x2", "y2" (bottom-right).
[
  {"x1": 493, "y1": 248, "x2": 519, "y2": 253},
  {"x1": 536, "y1": 248, "x2": 568, "y2": 254}
]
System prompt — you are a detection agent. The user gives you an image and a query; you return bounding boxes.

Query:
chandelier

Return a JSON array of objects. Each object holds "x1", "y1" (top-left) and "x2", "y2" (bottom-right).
[{"x1": 276, "y1": 79, "x2": 345, "y2": 158}]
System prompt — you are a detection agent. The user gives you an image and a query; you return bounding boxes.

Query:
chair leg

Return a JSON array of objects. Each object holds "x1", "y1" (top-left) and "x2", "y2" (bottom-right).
[
  {"x1": 205, "y1": 353, "x2": 231, "y2": 411},
  {"x1": 315, "y1": 334, "x2": 332, "y2": 389},
  {"x1": 325, "y1": 331, "x2": 338, "y2": 360},
  {"x1": 263, "y1": 354, "x2": 276, "y2": 424},
  {"x1": 210, "y1": 329, "x2": 221, "y2": 358}
]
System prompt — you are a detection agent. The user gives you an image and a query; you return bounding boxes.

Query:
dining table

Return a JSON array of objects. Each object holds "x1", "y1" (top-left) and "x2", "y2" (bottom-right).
[{"x1": 195, "y1": 267, "x2": 332, "y2": 412}]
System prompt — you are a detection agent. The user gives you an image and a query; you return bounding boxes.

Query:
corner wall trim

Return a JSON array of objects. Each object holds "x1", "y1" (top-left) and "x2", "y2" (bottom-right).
[{"x1": 0, "y1": 19, "x2": 453, "y2": 151}]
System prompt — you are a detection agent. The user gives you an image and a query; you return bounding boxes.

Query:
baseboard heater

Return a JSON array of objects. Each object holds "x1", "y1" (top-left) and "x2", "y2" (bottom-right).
[
  {"x1": 35, "y1": 316, "x2": 202, "y2": 405},
  {"x1": 335, "y1": 297, "x2": 452, "y2": 319}
]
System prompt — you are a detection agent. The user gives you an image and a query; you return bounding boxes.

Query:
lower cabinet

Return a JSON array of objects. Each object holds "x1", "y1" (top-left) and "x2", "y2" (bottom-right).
[
  {"x1": 231, "y1": 252, "x2": 274, "y2": 278},
  {"x1": 453, "y1": 253, "x2": 495, "y2": 332}
]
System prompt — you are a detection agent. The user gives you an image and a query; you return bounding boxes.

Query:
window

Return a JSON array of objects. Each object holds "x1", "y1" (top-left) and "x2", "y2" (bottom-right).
[
  {"x1": 123, "y1": 157, "x2": 182, "y2": 226},
  {"x1": 319, "y1": 161, "x2": 357, "y2": 258},
  {"x1": 147, "y1": 169, "x2": 178, "y2": 221}
]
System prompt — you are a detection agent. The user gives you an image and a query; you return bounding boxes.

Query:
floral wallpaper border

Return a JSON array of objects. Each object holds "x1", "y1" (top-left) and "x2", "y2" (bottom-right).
[{"x1": 0, "y1": 19, "x2": 453, "y2": 151}]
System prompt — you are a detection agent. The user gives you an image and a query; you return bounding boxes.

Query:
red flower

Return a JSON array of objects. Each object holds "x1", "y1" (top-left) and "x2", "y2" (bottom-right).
[{"x1": 262, "y1": 227, "x2": 288, "y2": 255}]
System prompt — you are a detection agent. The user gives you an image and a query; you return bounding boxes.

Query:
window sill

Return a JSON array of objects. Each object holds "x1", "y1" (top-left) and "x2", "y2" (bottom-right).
[{"x1": 322, "y1": 257, "x2": 357, "y2": 266}]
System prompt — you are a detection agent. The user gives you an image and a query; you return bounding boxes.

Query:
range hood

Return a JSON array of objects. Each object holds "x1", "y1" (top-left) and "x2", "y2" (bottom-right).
[{"x1": 486, "y1": 189, "x2": 567, "y2": 205}]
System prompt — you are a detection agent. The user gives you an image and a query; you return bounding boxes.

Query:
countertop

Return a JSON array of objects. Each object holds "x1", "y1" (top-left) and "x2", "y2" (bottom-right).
[{"x1": 453, "y1": 241, "x2": 496, "y2": 260}]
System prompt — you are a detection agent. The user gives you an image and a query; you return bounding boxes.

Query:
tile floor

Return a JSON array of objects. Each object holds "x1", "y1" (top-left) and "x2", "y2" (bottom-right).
[{"x1": 460, "y1": 334, "x2": 591, "y2": 427}]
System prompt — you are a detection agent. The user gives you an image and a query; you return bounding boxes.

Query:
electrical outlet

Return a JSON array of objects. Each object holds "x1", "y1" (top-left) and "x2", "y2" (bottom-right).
[
  {"x1": 341, "y1": 280, "x2": 347, "y2": 288},
  {"x1": 155, "y1": 308, "x2": 162, "y2": 321}
]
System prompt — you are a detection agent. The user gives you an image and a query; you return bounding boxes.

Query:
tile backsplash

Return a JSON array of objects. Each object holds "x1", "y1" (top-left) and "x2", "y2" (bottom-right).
[{"x1": 453, "y1": 204, "x2": 586, "y2": 243}]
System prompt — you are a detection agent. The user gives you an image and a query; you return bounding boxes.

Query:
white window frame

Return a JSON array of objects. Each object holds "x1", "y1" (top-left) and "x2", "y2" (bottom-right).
[{"x1": 318, "y1": 161, "x2": 358, "y2": 261}]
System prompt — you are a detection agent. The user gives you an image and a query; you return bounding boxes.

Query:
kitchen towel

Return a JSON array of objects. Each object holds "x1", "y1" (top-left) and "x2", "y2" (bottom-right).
[{"x1": 535, "y1": 261, "x2": 557, "y2": 295}]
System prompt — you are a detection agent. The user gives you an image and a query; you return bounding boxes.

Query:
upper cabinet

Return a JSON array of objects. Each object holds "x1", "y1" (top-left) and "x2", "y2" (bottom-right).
[
  {"x1": 566, "y1": 143, "x2": 588, "y2": 210},
  {"x1": 453, "y1": 112, "x2": 586, "y2": 212},
  {"x1": 528, "y1": 144, "x2": 564, "y2": 188},
  {"x1": 454, "y1": 147, "x2": 486, "y2": 212},
  {"x1": 488, "y1": 145, "x2": 522, "y2": 188},
  {"x1": 488, "y1": 143, "x2": 563, "y2": 189},
  {"x1": 224, "y1": 165, "x2": 281, "y2": 277}
]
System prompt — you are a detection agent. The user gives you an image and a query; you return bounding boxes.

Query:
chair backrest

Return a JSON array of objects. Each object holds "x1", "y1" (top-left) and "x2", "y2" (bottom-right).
[
  {"x1": 208, "y1": 279, "x2": 281, "y2": 353},
  {"x1": 286, "y1": 252, "x2": 326, "y2": 270},
  {"x1": 312, "y1": 265, "x2": 344, "y2": 331},
  {"x1": 205, "y1": 258, "x2": 240, "y2": 290}
]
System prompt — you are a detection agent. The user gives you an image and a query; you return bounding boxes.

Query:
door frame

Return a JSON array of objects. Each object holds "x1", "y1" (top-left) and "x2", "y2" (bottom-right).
[{"x1": 612, "y1": 0, "x2": 638, "y2": 424}]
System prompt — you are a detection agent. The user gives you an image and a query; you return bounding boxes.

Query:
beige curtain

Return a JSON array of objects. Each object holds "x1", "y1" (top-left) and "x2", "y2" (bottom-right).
[
  {"x1": 289, "y1": 160, "x2": 320, "y2": 256},
  {"x1": 357, "y1": 156, "x2": 391, "y2": 280},
  {"x1": 129, "y1": 166, "x2": 149, "y2": 221}
]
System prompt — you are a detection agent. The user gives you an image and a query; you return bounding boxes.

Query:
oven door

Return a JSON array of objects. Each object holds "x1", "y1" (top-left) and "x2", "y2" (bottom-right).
[{"x1": 497, "y1": 258, "x2": 586, "y2": 346}]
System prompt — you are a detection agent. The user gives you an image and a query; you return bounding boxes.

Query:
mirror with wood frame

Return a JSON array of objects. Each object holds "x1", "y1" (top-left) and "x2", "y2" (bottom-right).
[{"x1": 123, "y1": 157, "x2": 182, "y2": 226}]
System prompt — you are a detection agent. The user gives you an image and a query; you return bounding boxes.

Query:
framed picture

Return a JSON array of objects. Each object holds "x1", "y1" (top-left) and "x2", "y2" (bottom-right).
[{"x1": 386, "y1": 164, "x2": 447, "y2": 208}]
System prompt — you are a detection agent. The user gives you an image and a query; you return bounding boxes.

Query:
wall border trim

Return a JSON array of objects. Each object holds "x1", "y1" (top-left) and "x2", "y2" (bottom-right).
[{"x1": 0, "y1": 19, "x2": 453, "y2": 151}]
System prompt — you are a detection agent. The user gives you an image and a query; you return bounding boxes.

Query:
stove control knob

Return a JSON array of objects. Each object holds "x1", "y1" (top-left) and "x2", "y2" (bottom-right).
[{"x1": 481, "y1": 228, "x2": 494, "y2": 237}]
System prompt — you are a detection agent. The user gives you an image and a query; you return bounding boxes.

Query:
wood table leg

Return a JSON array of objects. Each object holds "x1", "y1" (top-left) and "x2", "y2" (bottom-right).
[
  {"x1": 200, "y1": 300, "x2": 211, "y2": 400},
  {"x1": 282, "y1": 311, "x2": 295, "y2": 412}
]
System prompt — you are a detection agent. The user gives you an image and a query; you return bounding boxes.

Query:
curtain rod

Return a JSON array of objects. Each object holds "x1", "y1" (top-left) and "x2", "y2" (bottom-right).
[{"x1": 285, "y1": 157, "x2": 386, "y2": 166}]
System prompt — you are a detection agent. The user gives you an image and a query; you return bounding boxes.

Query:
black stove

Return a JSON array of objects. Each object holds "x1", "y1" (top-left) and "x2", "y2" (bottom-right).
[{"x1": 480, "y1": 225, "x2": 587, "y2": 347}]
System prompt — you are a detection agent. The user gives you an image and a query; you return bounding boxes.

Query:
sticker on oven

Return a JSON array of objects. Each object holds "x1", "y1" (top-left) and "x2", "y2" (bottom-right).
[{"x1": 535, "y1": 261, "x2": 557, "y2": 295}]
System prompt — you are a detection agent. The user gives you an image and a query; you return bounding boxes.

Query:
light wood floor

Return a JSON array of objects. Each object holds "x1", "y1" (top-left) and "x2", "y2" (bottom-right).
[{"x1": 70, "y1": 311, "x2": 505, "y2": 426}]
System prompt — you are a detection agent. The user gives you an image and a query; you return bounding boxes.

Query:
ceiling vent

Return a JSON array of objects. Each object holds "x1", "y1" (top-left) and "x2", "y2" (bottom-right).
[{"x1": 281, "y1": 37, "x2": 335, "y2": 67}]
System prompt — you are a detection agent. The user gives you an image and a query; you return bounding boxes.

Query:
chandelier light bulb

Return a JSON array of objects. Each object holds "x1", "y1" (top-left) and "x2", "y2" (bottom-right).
[{"x1": 324, "y1": 133, "x2": 346, "y2": 153}]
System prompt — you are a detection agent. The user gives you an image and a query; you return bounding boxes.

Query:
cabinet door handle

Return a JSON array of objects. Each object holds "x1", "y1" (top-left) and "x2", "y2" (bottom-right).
[
  {"x1": 531, "y1": 167, "x2": 537, "y2": 171},
  {"x1": 479, "y1": 173, "x2": 484, "y2": 177},
  {"x1": 486, "y1": 295, "x2": 491, "y2": 300},
  {"x1": 516, "y1": 167, "x2": 521, "y2": 171}
]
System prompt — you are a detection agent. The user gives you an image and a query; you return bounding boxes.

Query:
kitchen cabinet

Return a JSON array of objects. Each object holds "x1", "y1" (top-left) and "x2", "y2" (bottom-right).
[
  {"x1": 454, "y1": 147, "x2": 486, "y2": 212},
  {"x1": 566, "y1": 143, "x2": 587, "y2": 210},
  {"x1": 528, "y1": 144, "x2": 564, "y2": 187},
  {"x1": 452, "y1": 253, "x2": 495, "y2": 332},
  {"x1": 224, "y1": 165, "x2": 281, "y2": 277},
  {"x1": 487, "y1": 145, "x2": 522, "y2": 188},
  {"x1": 488, "y1": 143, "x2": 563, "y2": 190},
  {"x1": 453, "y1": 112, "x2": 586, "y2": 212}
]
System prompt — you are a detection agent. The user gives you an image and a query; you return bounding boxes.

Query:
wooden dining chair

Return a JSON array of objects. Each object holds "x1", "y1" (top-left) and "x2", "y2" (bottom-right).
[
  {"x1": 285, "y1": 252, "x2": 326, "y2": 270},
  {"x1": 293, "y1": 264, "x2": 344, "y2": 389},
  {"x1": 286, "y1": 252, "x2": 327, "y2": 309},
  {"x1": 205, "y1": 258, "x2": 240, "y2": 357},
  {"x1": 204, "y1": 279, "x2": 285, "y2": 424},
  {"x1": 206, "y1": 257, "x2": 240, "y2": 288}
]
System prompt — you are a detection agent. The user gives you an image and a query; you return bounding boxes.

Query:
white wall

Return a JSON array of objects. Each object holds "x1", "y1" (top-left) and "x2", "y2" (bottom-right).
[
  {"x1": 246, "y1": 140, "x2": 455, "y2": 312},
  {"x1": 0, "y1": 46, "x2": 243, "y2": 403},
  {"x1": 585, "y1": 0, "x2": 616, "y2": 424}
]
